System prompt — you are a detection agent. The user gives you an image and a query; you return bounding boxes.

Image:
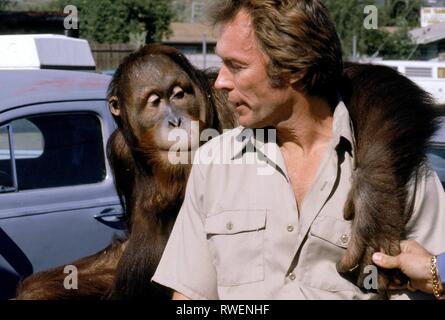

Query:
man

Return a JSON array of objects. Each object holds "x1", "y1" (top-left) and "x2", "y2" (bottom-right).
[{"x1": 152, "y1": 0, "x2": 445, "y2": 299}]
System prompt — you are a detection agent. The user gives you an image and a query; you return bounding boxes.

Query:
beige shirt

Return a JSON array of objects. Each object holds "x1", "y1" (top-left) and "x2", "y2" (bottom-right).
[{"x1": 152, "y1": 101, "x2": 445, "y2": 300}]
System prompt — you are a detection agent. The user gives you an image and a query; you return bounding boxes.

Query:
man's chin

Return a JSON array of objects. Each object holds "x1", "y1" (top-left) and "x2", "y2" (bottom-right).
[{"x1": 238, "y1": 115, "x2": 259, "y2": 128}]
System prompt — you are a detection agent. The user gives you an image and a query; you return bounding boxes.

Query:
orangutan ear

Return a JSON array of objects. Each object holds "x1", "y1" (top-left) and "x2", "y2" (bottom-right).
[{"x1": 108, "y1": 96, "x2": 121, "y2": 117}]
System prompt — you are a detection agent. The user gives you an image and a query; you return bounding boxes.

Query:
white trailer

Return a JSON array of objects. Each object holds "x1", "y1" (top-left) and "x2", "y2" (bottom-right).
[
  {"x1": 0, "y1": 34, "x2": 96, "y2": 71},
  {"x1": 368, "y1": 60, "x2": 445, "y2": 104}
]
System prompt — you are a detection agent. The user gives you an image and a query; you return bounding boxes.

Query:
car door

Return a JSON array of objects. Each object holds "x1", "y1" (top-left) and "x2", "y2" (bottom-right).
[{"x1": 0, "y1": 100, "x2": 124, "y2": 299}]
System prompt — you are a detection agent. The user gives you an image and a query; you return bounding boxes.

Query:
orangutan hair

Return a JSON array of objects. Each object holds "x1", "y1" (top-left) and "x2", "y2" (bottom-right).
[{"x1": 208, "y1": 0, "x2": 343, "y2": 99}]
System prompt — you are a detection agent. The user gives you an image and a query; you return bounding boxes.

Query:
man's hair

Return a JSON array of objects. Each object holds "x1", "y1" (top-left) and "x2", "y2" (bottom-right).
[{"x1": 209, "y1": 0, "x2": 343, "y2": 99}]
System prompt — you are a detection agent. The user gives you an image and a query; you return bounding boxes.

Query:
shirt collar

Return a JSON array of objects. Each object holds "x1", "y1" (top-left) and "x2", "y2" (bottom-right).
[
  {"x1": 230, "y1": 98, "x2": 356, "y2": 175},
  {"x1": 332, "y1": 98, "x2": 356, "y2": 160}
]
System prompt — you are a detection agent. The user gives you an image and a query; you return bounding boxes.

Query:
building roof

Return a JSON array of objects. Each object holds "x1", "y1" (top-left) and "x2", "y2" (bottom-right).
[
  {"x1": 410, "y1": 22, "x2": 445, "y2": 45},
  {"x1": 163, "y1": 22, "x2": 217, "y2": 44}
]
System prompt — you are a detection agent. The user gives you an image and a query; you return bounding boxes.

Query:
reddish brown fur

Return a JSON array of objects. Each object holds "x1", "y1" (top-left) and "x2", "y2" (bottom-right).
[
  {"x1": 337, "y1": 63, "x2": 441, "y2": 290},
  {"x1": 16, "y1": 240, "x2": 126, "y2": 300}
]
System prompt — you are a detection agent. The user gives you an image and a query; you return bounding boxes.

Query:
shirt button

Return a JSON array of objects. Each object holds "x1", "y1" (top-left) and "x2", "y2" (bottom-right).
[
  {"x1": 340, "y1": 234, "x2": 349, "y2": 244},
  {"x1": 226, "y1": 222, "x2": 234, "y2": 231},
  {"x1": 288, "y1": 273, "x2": 296, "y2": 281},
  {"x1": 287, "y1": 225, "x2": 294, "y2": 232}
]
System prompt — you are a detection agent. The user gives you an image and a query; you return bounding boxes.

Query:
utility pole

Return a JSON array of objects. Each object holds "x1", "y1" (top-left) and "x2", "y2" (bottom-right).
[
  {"x1": 202, "y1": 33, "x2": 207, "y2": 69},
  {"x1": 352, "y1": 35, "x2": 358, "y2": 61}
]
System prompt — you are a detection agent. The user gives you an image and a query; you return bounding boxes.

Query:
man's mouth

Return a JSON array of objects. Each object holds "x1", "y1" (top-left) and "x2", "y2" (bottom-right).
[{"x1": 234, "y1": 102, "x2": 249, "y2": 110}]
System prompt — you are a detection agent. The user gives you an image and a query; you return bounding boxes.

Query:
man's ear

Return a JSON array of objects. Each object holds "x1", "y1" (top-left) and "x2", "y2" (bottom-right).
[
  {"x1": 288, "y1": 70, "x2": 305, "y2": 85},
  {"x1": 108, "y1": 96, "x2": 121, "y2": 117}
]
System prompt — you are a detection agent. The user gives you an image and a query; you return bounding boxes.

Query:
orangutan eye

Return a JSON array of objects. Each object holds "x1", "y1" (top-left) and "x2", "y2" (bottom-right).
[
  {"x1": 172, "y1": 86, "x2": 185, "y2": 99},
  {"x1": 148, "y1": 93, "x2": 160, "y2": 106}
]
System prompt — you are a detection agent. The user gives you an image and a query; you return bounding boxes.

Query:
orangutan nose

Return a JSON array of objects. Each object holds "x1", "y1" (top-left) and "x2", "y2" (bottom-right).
[{"x1": 168, "y1": 116, "x2": 182, "y2": 128}]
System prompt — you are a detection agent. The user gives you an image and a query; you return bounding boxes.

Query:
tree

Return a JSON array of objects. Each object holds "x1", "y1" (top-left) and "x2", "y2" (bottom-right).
[
  {"x1": 323, "y1": 0, "x2": 419, "y2": 60},
  {"x1": 383, "y1": 0, "x2": 421, "y2": 27},
  {"x1": 323, "y1": 0, "x2": 369, "y2": 58},
  {"x1": 0, "y1": 0, "x2": 11, "y2": 10},
  {"x1": 52, "y1": 0, "x2": 172, "y2": 44}
]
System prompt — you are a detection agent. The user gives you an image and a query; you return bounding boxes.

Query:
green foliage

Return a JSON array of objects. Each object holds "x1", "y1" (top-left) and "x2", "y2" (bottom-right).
[
  {"x1": 51, "y1": 0, "x2": 172, "y2": 44},
  {"x1": 0, "y1": 0, "x2": 11, "y2": 10},
  {"x1": 323, "y1": 0, "x2": 368, "y2": 58},
  {"x1": 383, "y1": 0, "x2": 421, "y2": 27},
  {"x1": 364, "y1": 27, "x2": 419, "y2": 59},
  {"x1": 323, "y1": 0, "x2": 419, "y2": 60}
]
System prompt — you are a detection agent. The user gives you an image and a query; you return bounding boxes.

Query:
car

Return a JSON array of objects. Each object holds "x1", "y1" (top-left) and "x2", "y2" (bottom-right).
[
  {"x1": 0, "y1": 69, "x2": 125, "y2": 299},
  {"x1": 101, "y1": 69, "x2": 116, "y2": 77},
  {"x1": 427, "y1": 117, "x2": 445, "y2": 190}
]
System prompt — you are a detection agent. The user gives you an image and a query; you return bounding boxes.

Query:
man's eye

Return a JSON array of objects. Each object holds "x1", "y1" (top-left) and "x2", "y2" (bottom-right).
[
  {"x1": 225, "y1": 61, "x2": 244, "y2": 72},
  {"x1": 229, "y1": 64, "x2": 243, "y2": 71}
]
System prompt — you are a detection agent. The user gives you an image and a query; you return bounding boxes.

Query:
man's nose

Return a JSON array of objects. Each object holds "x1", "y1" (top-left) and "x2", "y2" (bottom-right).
[{"x1": 214, "y1": 65, "x2": 234, "y2": 91}]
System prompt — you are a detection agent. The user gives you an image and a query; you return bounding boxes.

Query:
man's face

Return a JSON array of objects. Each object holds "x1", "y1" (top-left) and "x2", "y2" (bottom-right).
[{"x1": 215, "y1": 10, "x2": 295, "y2": 128}]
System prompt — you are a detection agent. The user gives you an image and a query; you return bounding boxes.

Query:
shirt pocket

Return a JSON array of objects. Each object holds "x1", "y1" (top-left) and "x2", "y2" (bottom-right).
[
  {"x1": 310, "y1": 216, "x2": 351, "y2": 249},
  {"x1": 204, "y1": 209, "x2": 266, "y2": 287},
  {"x1": 301, "y1": 216, "x2": 359, "y2": 292}
]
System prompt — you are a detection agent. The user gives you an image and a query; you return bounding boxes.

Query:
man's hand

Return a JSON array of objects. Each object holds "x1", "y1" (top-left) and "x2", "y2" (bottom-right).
[{"x1": 372, "y1": 240, "x2": 442, "y2": 294}]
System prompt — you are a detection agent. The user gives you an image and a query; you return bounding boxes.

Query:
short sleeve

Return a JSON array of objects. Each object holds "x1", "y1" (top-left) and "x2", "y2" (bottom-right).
[
  {"x1": 437, "y1": 253, "x2": 445, "y2": 284},
  {"x1": 390, "y1": 167, "x2": 445, "y2": 300},
  {"x1": 151, "y1": 163, "x2": 218, "y2": 300},
  {"x1": 405, "y1": 168, "x2": 445, "y2": 254}
]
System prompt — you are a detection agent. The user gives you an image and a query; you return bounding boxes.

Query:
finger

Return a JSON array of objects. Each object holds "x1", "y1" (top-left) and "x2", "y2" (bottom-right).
[{"x1": 372, "y1": 252, "x2": 401, "y2": 269}]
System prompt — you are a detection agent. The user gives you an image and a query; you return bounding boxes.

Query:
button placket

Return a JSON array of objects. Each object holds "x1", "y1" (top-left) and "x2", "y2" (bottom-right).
[{"x1": 340, "y1": 233, "x2": 349, "y2": 245}]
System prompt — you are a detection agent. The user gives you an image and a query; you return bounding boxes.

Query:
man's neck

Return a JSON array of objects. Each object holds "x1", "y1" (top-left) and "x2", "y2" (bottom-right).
[{"x1": 275, "y1": 93, "x2": 334, "y2": 156}]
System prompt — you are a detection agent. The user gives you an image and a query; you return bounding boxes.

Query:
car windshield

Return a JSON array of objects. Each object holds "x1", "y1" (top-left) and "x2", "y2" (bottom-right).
[{"x1": 427, "y1": 145, "x2": 445, "y2": 190}]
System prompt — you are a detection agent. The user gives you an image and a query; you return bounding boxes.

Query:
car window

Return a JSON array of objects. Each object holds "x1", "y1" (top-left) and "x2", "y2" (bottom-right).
[
  {"x1": 0, "y1": 125, "x2": 14, "y2": 192},
  {"x1": 427, "y1": 146, "x2": 445, "y2": 190},
  {"x1": 11, "y1": 118, "x2": 44, "y2": 159},
  {"x1": 2, "y1": 113, "x2": 106, "y2": 191}
]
